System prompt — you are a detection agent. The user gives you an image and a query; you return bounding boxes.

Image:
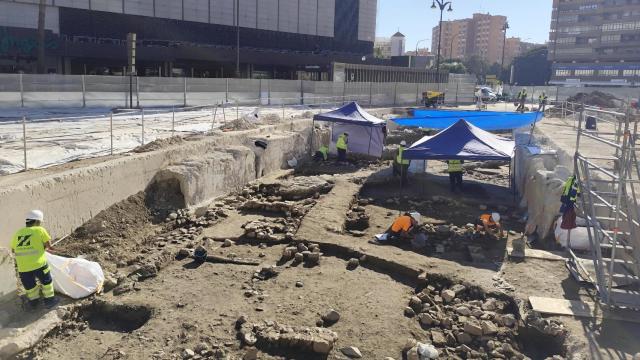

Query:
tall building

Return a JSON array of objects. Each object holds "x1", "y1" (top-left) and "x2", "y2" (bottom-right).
[
  {"x1": 0, "y1": 0, "x2": 378, "y2": 79},
  {"x1": 504, "y1": 37, "x2": 545, "y2": 65},
  {"x1": 549, "y1": 0, "x2": 640, "y2": 86},
  {"x1": 432, "y1": 13, "x2": 507, "y2": 65},
  {"x1": 374, "y1": 31, "x2": 406, "y2": 58},
  {"x1": 390, "y1": 32, "x2": 406, "y2": 57}
]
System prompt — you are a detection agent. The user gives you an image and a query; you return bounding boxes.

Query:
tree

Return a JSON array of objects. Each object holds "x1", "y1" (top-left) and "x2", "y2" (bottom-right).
[
  {"x1": 511, "y1": 47, "x2": 551, "y2": 86},
  {"x1": 463, "y1": 55, "x2": 488, "y2": 82},
  {"x1": 440, "y1": 62, "x2": 467, "y2": 74}
]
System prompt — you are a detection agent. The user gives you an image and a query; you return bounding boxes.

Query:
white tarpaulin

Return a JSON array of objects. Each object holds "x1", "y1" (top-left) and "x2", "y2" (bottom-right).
[
  {"x1": 46, "y1": 253, "x2": 105, "y2": 299},
  {"x1": 331, "y1": 123, "x2": 385, "y2": 158}
]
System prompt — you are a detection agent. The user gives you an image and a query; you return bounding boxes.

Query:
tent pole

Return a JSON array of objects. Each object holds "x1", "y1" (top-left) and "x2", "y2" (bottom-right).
[{"x1": 367, "y1": 127, "x2": 373, "y2": 156}]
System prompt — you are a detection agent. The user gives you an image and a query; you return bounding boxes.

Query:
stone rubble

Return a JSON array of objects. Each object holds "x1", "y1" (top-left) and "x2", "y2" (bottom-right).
[{"x1": 238, "y1": 319, "x2": 339, "y2": 355}]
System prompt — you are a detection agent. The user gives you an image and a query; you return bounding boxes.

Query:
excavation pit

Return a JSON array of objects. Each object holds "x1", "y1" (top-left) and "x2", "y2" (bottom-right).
[{"x1": 79, "y1": 301, "x2": 152, "y2": 333}]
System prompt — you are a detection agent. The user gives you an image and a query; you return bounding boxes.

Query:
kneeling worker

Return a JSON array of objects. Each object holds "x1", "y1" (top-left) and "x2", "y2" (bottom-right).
[
  {"x1": 11, "y1": 210, "x2": 59, "y2": 309},
  {"x1": 314, "y1": 143, "x2": 329, "y2": 162},
  {"x1": 386, "y1": 212, "x2": 421, "y2": 243},
  {"x1": 475, "y1": 212, "x2": 504, "y2": 238}
]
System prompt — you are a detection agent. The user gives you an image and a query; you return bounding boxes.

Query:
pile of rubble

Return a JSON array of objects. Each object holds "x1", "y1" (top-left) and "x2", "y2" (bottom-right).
[
  {"x1": 566, "y1": 91, "x2": 619, "y2": 108},
  {"x1": 279, "y1": 241, "x2": 323, "y2": 266},
  {"x1": 345, "y1": 199, "x2": 370, "y2": 232},
  {"x1": 403, "y1": 282, "x2": 528, "y2": 359},
  {"x1": 242, "y1": 218, "x2": 296, "y2": 243},
  {"x1": 237, "y1": 318, "x2": 339, "y2": 355},
  {"x1": 251, "y1": 176, "x2": 334, "y2": 201}
]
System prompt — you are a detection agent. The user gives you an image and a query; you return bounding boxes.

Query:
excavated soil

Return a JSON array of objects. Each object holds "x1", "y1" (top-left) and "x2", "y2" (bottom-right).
[{"x1": 14, "y1": 160, "x2": 615, "y2": 360}]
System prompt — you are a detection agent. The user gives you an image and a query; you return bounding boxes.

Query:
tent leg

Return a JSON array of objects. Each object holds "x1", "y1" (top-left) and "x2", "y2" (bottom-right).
[{"x1": 367, "y1": 128, "x2": 373, "y2": 157}]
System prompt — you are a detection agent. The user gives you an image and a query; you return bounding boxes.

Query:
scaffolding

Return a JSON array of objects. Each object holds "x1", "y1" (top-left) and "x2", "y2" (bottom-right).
[{"x1": 572, "y1": 104, "x2": 640, "y2": 308}]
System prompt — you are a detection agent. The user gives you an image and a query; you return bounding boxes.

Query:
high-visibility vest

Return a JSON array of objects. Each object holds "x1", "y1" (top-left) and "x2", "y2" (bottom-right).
[
  {"x1": 10, "y1": 226, "x2": 51, "y2": 273},
  {"x1": 336, "y1": 135, "x2": 348, "y2": 150},
  {"x1": 448, "y1": 160, "x2": 463, "y2": 173},
  {"x1": 562, "y1": 175, "x2": 580, "y2": 202},
  {"x1": 396, "y1": 146, "x2": 410, "y2": 165},
  {"x1": 318, "y1": 146, "x2": 328, "y2": 161}
]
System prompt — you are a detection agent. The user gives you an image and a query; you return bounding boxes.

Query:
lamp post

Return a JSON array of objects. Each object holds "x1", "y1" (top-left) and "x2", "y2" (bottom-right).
[
  {"x1": 500, "y1": 21, "x2": 509, "y2": 82},
  {"x1": 431, "y1": 0, "x2": 453, "y2": 73}
]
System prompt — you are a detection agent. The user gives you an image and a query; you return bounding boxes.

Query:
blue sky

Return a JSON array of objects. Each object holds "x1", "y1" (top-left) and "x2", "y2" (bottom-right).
[{"x1": 376, "y1": 0, "x2": 553, "y2": 50}]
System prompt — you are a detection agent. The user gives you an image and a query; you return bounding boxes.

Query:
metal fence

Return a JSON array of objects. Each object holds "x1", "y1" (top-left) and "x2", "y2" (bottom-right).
[{"x1": 0, "y1": 73, "x2": 477, "y2": 109}]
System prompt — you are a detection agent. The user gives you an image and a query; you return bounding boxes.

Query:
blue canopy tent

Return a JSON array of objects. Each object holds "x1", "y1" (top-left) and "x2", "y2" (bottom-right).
[
  {"x1": 393, "y1": 110, "x2": 543, "y2": 131},
  {"x1": 403, "y1": 119, "x2": 516, "y2": 193},
  {"x1": 312, "y1": 102, "x2": 386, "y2": 158}
]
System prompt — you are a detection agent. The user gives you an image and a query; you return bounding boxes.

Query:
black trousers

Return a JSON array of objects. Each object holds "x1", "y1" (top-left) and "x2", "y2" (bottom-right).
[
  {"x1": 449, "y1": 171, "x2": 463, "y2": 191},
  {"x1": 337, "y1": 149, "x2": 347, "y2": 162},
  {"x1": 393, "y1": 163, "x2": 409, "y2": 186}
]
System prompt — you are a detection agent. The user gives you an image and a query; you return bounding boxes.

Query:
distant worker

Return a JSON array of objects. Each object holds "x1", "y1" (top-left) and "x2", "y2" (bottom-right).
[
  {"x1": 560, "y1": 175, "x2": 581, "y2": 213},
  {"x1": 314, "y1": 144, "x2": 329, "y2": 162},
  {"x1": 394, "y1": 140, "x2": 411, "y2": 187},
  {"x1": 385, "y1": 212, "x2": 421, "y2": 244},
  {"x1": 447, "y1": 159, "x2": 464, "y2": 192},
  {"x1": 516, "y1": 88, "x2": 528, "y2": 113},
  {"x1": 11, "y1": 210, "x2": 59, "y2": 309},
  {"x1": 475, "y1": 212, "x2": 504, "y2": 238},
  {"x1": 336, "y1": 133, "x2": 349, "y2": 163},
  {"x1": 538, "y1": 92, "x2": 549, "y2": 113}
]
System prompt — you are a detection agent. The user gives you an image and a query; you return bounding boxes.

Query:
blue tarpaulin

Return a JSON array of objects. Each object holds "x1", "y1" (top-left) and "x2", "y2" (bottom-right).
[
  {"x1": 393, "y1": 110, "x2": 543, "y2": 131},
  {"x1": 403, "y1": 119, "x2": 515, "y2": 161},
  {"x1": 313, "y1": 102, "x2": 386, "y2": 127}
]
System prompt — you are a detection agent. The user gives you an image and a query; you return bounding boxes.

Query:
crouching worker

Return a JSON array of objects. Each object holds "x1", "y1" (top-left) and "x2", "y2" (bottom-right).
[
  {"x1": 11, "y1": 210, "x2": 59, "y2": 309},
  {"x1": 313, "y1": 144, "x2": 329, "y2": 162},
  {"x1": 385, "y1": 212, "x2": 421, "y2": 244},
  {"x1": 475, "y1": 212, "x2": 504, "y2": 238}
]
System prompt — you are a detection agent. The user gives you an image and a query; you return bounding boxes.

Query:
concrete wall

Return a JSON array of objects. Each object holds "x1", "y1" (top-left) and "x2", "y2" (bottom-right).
[
  {"x1": 0, "y1": 120, "x2": 316, "y2": 251},
  {"x1": 0, "y1": 249, "x2": 17, "y2": 309}
]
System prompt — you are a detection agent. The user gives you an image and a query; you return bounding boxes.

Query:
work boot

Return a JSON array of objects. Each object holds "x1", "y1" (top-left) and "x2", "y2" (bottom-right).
[
  {"x1": 27, "y1": 299, "x2": 40, "y2": 310},
  {"x1": 44, "y1": 297, "x2": 60, "y2": 309}
]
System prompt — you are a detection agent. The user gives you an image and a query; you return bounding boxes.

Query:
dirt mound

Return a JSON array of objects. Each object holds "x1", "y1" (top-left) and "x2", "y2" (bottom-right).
[
  {"x1": 221, "y1": 117, "x2": 258, "y2": 131},
  {"x1": 566, "y1": 91, "x2": 618, "y2": 108},
  {"x1": 133, "y1": 136, "x2": 185, "y2": 153},
  {"x1": 56, "y1": 192, "x2": 157, "y2": 271}
]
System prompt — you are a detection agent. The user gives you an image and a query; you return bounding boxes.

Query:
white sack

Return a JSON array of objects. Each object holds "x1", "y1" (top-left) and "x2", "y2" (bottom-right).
[
  {"x1": 554, "y1": 217, "x2": 591, "y2": 251},
  {"x1": 46, "y1": 252, "x2": 105, "y2": 299}
]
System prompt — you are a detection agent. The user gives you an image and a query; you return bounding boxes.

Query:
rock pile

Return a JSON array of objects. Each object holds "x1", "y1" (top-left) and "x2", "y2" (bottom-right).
[
  {"x1": 345, "y1": 203, "x2": 370, "y2": 231},
  {"x1": 242, "y1": 218, "x2": 296, "y2": 243},
  {"x1": 248, "y1": 176, "x2": 334, "y2": 201},
  {"x1": 406, "y1": 282, "x2": 530, "y2": 359},
  {"x1": 279, "y1": 241, "x2": 322, "y2": 266},
  {"x1": 237, "y1": 320, "x2": 338, "y2": 355}
]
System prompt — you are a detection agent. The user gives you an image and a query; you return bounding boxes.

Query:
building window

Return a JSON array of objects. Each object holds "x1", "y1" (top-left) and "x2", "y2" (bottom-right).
[
  {"x1": 601, "y1": 35, "x2": 621, "y2": 43},
  {"x1": 575, "y1": 69, "x2": 595, "y2": 76},
  {"x1": 623, "y1": 69, "x2": 640, "y2": 77},
  {"x1": 599, "y1": 69, "x2": 619, "y2": 77},
  {"x1": 555, "y1": 69, "x2": 571, "y2": 76}
]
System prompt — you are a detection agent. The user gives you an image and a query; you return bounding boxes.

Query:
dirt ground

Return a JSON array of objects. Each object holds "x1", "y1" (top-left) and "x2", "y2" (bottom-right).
[{"x1": 10, "y1": 158, "x2": 640, "y2": 360}]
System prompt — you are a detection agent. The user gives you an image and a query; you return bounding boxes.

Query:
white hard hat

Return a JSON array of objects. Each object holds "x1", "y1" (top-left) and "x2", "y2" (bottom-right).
[
  {"x1": 491, "y1": 212, "x2": 500, "y2": 222},
  {"x1": 26, "y1": 210, "x2": 44, "y2": 221},
  {"x1": 409, "y1": 211, "x2": 422, "y2": 225},
  {"x1": 400, "y1": 140, "x2": 407, "y2": 146}
]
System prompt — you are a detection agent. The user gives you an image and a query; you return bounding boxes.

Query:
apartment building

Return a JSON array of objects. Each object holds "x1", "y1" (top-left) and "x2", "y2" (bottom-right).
[
  {"x1": 549, "y1": 0, "x2": 640, "y2": 86},
  {"x1": 432, "y1": 13, "x2": 507, "y2": 64}
]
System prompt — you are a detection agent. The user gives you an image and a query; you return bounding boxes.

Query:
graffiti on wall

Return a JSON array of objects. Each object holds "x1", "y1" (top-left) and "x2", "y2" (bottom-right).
[{"x1": 0, "y1": 27, "x2": 59, "y2": 56}]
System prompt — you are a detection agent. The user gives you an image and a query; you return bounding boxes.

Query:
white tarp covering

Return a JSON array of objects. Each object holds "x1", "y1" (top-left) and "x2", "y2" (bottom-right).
[{"x1": 46, "y1": 253, "x2": 105, "y2": 299}]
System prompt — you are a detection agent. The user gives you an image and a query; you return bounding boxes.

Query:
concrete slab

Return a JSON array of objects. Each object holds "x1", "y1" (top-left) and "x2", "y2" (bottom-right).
[
  {"x1": 529, "y1": 296, "x2": 640, "y2": 324},
  {"x1": 0, "y1": 307, "x2": 66, "y2": 358}
]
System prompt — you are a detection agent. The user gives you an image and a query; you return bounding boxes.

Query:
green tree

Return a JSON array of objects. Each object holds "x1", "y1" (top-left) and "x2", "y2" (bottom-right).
[
  {"x1": 463, "y1": 55, "x2": 489, "y2": 82},
  {"x1": 440, "y1": 62, "x2": 467, "y2": 74},
  {"x1": 511, "y1": 47, "x2": 551, "y2": 85}
]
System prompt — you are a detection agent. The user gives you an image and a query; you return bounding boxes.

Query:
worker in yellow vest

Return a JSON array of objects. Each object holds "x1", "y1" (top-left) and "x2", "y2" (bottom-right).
[
  {"x1": 336, "y1": 133, "x2": 349, "y2": 163},
  {"x1": 10, "y1": 210, "x2": 59, "y2": 309},
  {"x1": 447, "y1": 159, "x2": 464, "y2": 192},
  {"x1": 394, "y1": 140, "x2": 411, "y2": 186},
  {"x1": 314, "y1": 144, "x2": 329, "y2": 162}
]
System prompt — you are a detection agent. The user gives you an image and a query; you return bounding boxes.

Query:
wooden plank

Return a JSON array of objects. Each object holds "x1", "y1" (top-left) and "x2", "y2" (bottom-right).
[{"x1": 529, "y1": 296, "x2": 640, "y2": 324}]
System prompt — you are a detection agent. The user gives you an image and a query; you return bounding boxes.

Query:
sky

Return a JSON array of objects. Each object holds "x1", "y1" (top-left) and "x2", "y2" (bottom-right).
[{"x1": 376, "y1": 0, "x2": 553, "y2": 51}]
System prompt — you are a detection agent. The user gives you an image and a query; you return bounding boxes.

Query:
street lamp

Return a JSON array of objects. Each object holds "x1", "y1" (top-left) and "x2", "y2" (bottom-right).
[
  {"x1": 431, "y1": 0, "x2": 453, "y2": 73},
  {"x1": 500, "y1": 21, "x2": 509, "y2": 81}
]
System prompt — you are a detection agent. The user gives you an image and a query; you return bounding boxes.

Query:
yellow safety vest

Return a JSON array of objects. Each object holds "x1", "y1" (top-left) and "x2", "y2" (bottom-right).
[
  {"x1": 10, "y1": 226, "x2": 51, "y2": 273},
  {"x1": 336, "y1": 135, "x2": 348, "y2": 150},
  {"x1": 562, "y1": 175, "x2": 581, "y2": 202},
  {"x1": 319, "y1": 146, "x2": 328, "y2": 161},
  {"x1": 396, "y1": 146, "x2": 410, "y2": 165},
  {"x1": 448, "y1": 160, "x2": 463, "y2": 173}
]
